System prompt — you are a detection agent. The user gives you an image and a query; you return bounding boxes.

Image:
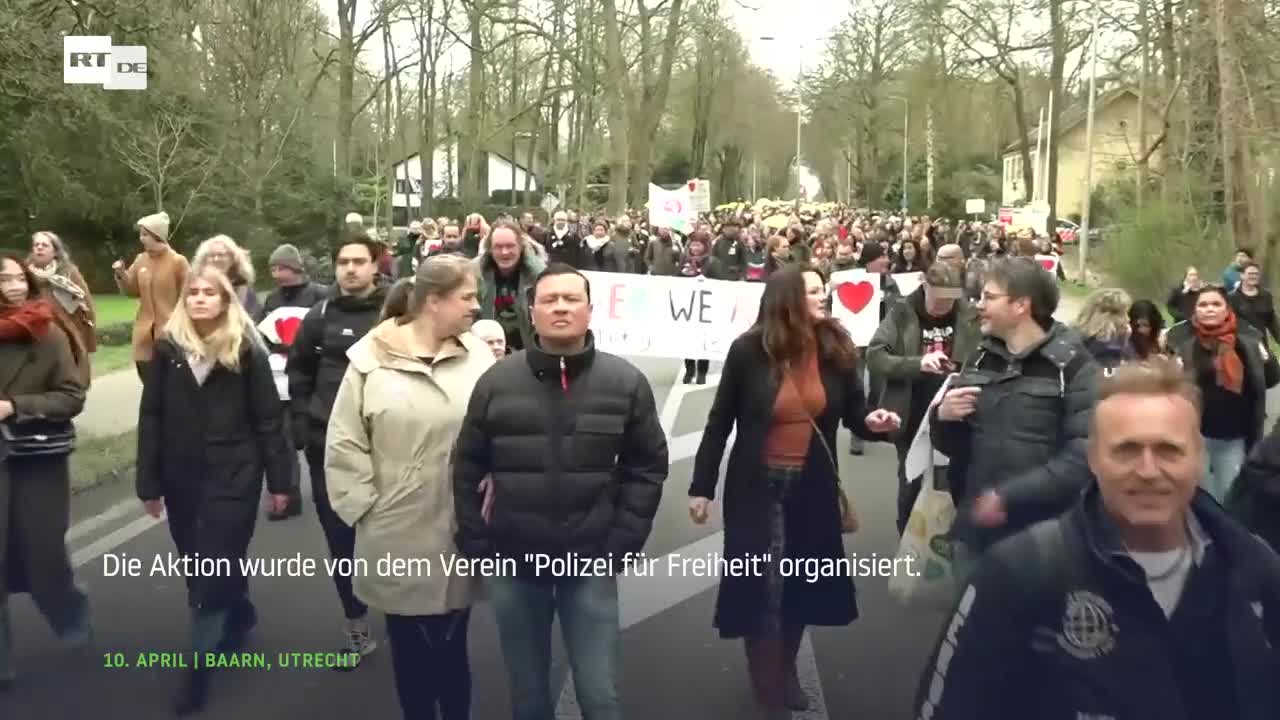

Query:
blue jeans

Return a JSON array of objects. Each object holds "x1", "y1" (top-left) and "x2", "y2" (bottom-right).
[
  {"x1": 486, "y1": 575, "x2": 620, "y2": 720},
  {"x1": 1202, "y1": 435, "x2": 1246, "y2": 503}
]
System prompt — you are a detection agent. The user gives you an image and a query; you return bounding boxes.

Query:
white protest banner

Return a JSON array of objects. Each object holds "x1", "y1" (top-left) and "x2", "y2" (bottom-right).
[
  {"x1": 687, "y1": 178, "x2": 712, "y2": 213},
  {"x1": 828, "y1": 269, "x2": 883, "y2": 346},
  {"x1": 257, "y1": 306, "x2": 311, "y2": 399},
  {"x1": 647, "y1": 183, "x2": 694, "y2": 234},
  {"x1": 892, "y1": 271, "x2": 924, "y2": 298},
  {"x1": 583, "y1": 271, "x2": 764, "y2": 361},
  {"x1": 1034, "y1": 254, "x2": 1060, "y2": 275}
]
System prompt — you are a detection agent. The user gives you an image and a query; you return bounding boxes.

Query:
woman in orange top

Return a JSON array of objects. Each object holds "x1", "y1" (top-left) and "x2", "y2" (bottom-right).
[{"x1": 689, "y1": 265, "x2": 900, "y2": 711}]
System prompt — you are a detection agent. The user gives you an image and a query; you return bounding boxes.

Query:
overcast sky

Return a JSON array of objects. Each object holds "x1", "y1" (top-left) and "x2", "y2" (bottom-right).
[{"x1": 321, "y1": 0, "x2": 846, "y2": 86}]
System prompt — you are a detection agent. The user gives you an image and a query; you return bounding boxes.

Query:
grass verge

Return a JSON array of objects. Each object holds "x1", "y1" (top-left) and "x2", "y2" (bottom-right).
[
  {"x1": 95, "y1": 295, "x2": 138, "y2": 326},
  {"x1": 92, "y1": 344, "x2": 135, "y2": 378},
  {"x1": 71, "y1": 429, "x2": 136, "y2": 495}
]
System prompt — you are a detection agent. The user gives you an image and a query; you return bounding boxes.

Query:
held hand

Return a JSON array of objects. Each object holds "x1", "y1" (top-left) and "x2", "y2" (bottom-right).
[
  {"x1": 971, "y1": 490, "x2": 1007, "y2": 528},
  {"x1": 864, "y1": 409, "x2": 901, "y2": 433},
  {"x1": 938, "y1": 386, "x2": 981, "y2": 421},
  {"x1": 112, "y1": 259, "x2": 126, "y2": 272},
  {"x1": 479, "y1": 475, "x2": 495, "y2": 524},
  {"x1": 143, "y1": 499, "x2": 165, "y2": 518},
  {"x1": 688, "y1": 497, "x2": 712, "y2": 525},
  {"x1": 0, "y1": 400, "x2": 13, "y2": 422},
  {"x1": 920, "y1": 351, "x2": 951, "y2": 375},
  {"x1": 270, "y1": 494, "x2": 291, "y2": 514}
]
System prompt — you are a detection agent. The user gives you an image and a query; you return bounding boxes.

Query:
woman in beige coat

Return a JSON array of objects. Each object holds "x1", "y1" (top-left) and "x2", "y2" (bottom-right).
[{"x1": 325, "y1": 254, "x2": 495, "y2": 720}]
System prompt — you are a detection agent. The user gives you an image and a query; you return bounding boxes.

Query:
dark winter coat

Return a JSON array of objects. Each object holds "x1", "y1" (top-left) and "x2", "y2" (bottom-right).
[
  {"x1": 1164, "y1": 320, "x2": 1280, "y2": 450},
  {"x1": 0, "y1": 322, "x2": 85, "y2": 599},
  {"x1": 915, "y1": 485, "x2": 1280, "y2": 720},
  {"x1": 546, "y1": 230, "x2": 591, "y2": 269},
  {"x1": 453, "y1": 333, "x2": 669, "y2": 578},
  {"x1": 931, "y1": 322, "x2": 1099, "y2": 550},
  {"x1": 136, "y1": 336, "x2": 291, "y2": 610},
  {"x1": 689, "y1": 331, "x2": 880, "y2": 638},
  {"x1": 286, "y1": 284, "x2": 388, "y2": 448}
]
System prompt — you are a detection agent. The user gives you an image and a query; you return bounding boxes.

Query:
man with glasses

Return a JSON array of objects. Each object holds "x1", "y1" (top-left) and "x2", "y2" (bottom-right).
[
  {"x1": 932, "y1": 257, "x2": 1098, "y2": 556},
  {"x1": 429, "y1": 224, "x2": 464, "y2": 257}
]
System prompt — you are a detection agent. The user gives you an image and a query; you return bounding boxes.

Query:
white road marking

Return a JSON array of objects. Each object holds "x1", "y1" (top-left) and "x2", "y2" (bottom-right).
[
  {"x1": 66, "y1": 498, "x2": 138, "y2": 543},
  {"x1": 71, "y1": 514, "x2": 162, "y2": 568}
]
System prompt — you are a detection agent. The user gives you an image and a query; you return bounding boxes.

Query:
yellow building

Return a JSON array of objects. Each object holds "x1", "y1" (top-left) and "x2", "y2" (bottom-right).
[{"x1": 1001, "y1": 86, "x2": 1164, "y2": 218}]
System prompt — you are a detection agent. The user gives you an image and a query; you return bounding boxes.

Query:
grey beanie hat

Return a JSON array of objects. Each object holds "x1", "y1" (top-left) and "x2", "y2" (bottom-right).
[{"x1": 269, "y1": 243, "x2": 305, "y2": 272}]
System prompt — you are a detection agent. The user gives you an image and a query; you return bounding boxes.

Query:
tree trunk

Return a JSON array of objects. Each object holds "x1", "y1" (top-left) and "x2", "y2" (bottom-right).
[
  {"x1": 336, "y1": 0, "x2": 358, "y2": 220},
  {"x1": 601, "y1": 0, "x2": 630, "y2": 214},
  {"x1": 1137, "y1": 0, "x2": 1149, "y2": 209},
  {"x1": 626, "y1": 0, "x2": 687, "y2": 208},
  {"x1": 926, "y1": 98, "x2": 936, "y2": 211},
  {"x1": 382, "y1": 24, "x2": 395, "y2": 231},
  {"x1": 1010, "y1": 78, "x2": 1036, "y2": 200},
  {"x1": 1214, "y1": 0, "x2": 1257, "y2": 250},
  {"x1": 464, "y1": 0, "x2": 487, "y2": 206}
]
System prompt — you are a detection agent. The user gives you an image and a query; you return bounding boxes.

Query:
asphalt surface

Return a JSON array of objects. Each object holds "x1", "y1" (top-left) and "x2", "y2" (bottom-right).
[{"x1": 4, "y1": 355, "x2": 950, "y2": 719}]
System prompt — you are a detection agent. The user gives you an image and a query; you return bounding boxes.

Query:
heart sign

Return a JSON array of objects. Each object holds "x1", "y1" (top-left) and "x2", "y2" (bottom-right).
[
  {"x1": 1039, "y1": 258, "x2": 1056, "y2": 271},
  {"x1": 662, "y1": 198, "x2": 684, "y2": 214},
  {"x1": 687, "y1": 180, "x2": 698, "y2": 192},
  {"x1": 275, "y1": 316, "x2": 303, "y2": 346},
  {"x1": 835, "y1": 281, "x2": 875, "y2": 314}
]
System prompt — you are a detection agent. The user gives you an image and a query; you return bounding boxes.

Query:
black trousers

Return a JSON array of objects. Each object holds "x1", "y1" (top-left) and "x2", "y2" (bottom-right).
[
  {"x1": 683, "y1": 359, "x2": 709, "y2": 377},
  {"x1": 278, "y1": 403, "x2": 301, "y2": 499},
  {"x1": 135, "y1": 361, "x2": 150, "y2": 384},
  {"x1": 305, "y1": 441, "x2": 367, "y2": 620},
  {"x1": 385, "y1": 610, "x2": 472, "y2": 720},
  {"x1": 895, "y1": 438, "x2": 923, "y2": 536}
]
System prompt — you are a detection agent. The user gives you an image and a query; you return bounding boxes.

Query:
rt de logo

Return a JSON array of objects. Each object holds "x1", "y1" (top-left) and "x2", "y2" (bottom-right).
[{"x1": 64, "y1": 36, "x2": 148, "y2": 90}]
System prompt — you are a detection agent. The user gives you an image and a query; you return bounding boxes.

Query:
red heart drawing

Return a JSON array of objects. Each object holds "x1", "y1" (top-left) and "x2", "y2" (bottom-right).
[
  {"x1": 835, "y1": 281, "x2": 875, "y2": 313},
  {"x1": 275, "y1": 316, "x2": 303, "y2": 346},
  {"x1": 1038, "y1": 258, "x2": 1056, "y2": 271},
  {"x1": 687, "y1": 180, "x2": 697, "y2": 191}
]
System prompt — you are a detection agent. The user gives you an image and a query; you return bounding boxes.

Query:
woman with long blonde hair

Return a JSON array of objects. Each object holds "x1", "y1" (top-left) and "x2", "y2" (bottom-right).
[
  {"x1": 136, "y1": 266, "x2": 290, "y2": 714},
  {"x1": 192, "y1": 234, "x2": 261, "y2": 318},
  {"x1": 1073, "y1": 288, "x2": 1134, "y2": 374}
]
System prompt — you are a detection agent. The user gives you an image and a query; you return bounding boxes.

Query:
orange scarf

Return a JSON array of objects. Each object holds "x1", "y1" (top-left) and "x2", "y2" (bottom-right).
[{"x1": 1192, "y1": 311, "x2": 1245, "y2": 394}]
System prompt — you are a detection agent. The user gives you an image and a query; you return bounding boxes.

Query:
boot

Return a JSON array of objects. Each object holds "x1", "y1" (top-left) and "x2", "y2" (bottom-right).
[
  {"x1": 683, "y1": 360, "x2": 695, "y2": 385},
  {"x1": 0, "y1": 602, "x2": 14, "y2": 690},
  {"x1": 173, "y1": 669, "x2": 210, "y2": 716},
  {"x1": 695, "y1": 366, "x2": 708, "y2": 385},
  {"x1": 743, "y1": 635, "x2": 785, "y2": 709},
  {"x1": 782, "y1": 625, "x2": 809, "y2": 711},
  {"x1": 219, "y1": 598, "x2": 258, "y2": 653}
]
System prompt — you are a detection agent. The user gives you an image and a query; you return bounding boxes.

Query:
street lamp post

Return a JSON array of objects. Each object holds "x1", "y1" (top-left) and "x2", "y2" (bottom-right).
[
  {"x1": 760, "y1": 35, "x2": 803, "y2": 199},
  {"x1": 1078, "y1": 9, "x2": 1100, "y2": 280},
  {"x1": 888, "y1": 95, "x2": 909, "y2": 211}
]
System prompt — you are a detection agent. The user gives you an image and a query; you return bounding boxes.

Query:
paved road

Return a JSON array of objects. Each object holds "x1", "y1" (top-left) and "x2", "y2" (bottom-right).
[{"x1": 4, "y1": 356, "x2": 945, "y2": 720}]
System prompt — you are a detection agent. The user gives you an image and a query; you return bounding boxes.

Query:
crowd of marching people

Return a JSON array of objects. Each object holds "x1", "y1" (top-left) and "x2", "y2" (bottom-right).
[{"x1": 1, "y1": 199, "x2": 1280, "y2": 720}]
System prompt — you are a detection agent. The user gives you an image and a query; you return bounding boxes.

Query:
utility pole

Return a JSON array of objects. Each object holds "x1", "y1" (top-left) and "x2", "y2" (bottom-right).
[{"x1": 1078, "y1": 8, "x2": 1100, "y2": 280}]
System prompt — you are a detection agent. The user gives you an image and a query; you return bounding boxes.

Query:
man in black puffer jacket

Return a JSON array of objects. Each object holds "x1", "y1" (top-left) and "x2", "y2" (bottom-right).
[
  {"x1": 454, "y1": 263, "x2": 668, "y2": 719},
  {"x1": 285, "y1": 234, "x2": 388, "y2": 665}
]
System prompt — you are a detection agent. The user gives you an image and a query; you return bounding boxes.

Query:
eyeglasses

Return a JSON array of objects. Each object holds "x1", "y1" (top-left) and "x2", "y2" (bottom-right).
[{"x1": 979, "y1": 291, "x2": 1009, "y2": 304}]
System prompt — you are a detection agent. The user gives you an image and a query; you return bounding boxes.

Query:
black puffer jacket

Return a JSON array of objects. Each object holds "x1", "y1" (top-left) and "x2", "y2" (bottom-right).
[
  {"x1": 285, "y1": 283, "x2": 388, "y2": 446},
  {"x1": 453, "y1": 332, "x2": 669, "y2": 578},
  {"x1": 932, "y1": 322, "x2": 1099, "y2": 548}
]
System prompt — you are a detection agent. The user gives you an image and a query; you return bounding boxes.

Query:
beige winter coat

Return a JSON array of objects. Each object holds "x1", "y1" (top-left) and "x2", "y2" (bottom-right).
[{"x1": 324, "y1": 319, "x2": 495, "y2": 616}]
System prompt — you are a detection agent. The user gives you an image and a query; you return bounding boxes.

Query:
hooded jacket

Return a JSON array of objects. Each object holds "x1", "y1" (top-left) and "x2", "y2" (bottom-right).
[
  {"x1": 325, "y1": 321, "x2": 494, "y2": 615},
  {"x1": 931, "y1": 321, "x2": 1099, "y2": 548}
]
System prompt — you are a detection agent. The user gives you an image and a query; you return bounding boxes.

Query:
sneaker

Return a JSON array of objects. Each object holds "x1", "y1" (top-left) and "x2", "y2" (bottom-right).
[{"x1": 334, "y1": 618, "x2": 376, "y2": 671}]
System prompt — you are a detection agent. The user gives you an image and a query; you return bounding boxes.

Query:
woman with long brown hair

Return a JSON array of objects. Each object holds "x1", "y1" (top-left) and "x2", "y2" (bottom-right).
[
  {"x1": 1164, "y1": 285, "x2": 1279, "y2": 501},
  {"x1": 688, "y1": 265, "x2": 900, "y2": 711}
]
